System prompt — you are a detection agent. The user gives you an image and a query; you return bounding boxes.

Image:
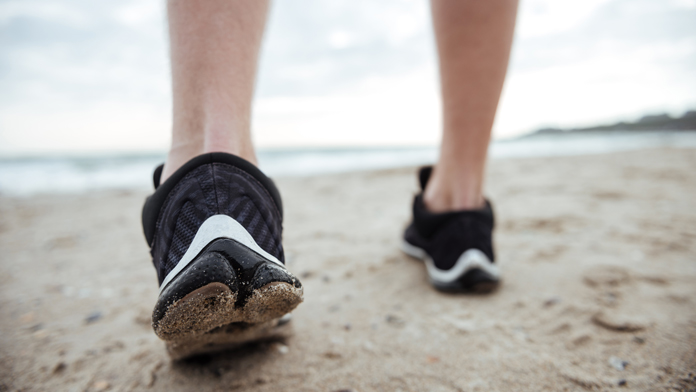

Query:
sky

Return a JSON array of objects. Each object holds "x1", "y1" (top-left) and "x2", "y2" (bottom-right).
[{"x1": 0, "y1": 0, "x2": 695, "y2": 155}]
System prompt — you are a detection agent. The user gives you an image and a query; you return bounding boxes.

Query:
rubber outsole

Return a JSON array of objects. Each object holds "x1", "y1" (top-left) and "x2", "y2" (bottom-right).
[
  {"x1": 166, "y1": 316, "x2": 294, "y2": 360},
  {"x1": 152, "y1": 237, "x2": 303, "y2": 359},
  {"x1": 400, "y1": 240, "x2": 500, "y2": 293},
  {"x1": 154, "y1": 281, "x2": 303, "y2": 341},
  {"x1": 157, "y1": 282, "x2": 301, "y2": 360},
  {"x1": 430, "y1": 270, "x2": 499, "y2": 293}
]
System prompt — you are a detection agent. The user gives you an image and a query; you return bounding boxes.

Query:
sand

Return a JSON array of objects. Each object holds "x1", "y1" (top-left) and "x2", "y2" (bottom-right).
[{"x1": 1, "y1": 148, "x2": 695, "y2": 391}]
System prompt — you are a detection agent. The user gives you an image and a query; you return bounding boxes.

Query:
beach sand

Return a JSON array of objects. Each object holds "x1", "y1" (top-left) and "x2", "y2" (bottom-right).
[{"x1": 1, "y1": 148, "x2": 695, "y2": 391}]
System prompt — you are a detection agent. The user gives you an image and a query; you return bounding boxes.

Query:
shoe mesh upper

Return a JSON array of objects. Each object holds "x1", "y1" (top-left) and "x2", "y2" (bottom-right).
[
  {"x1": 150, "y1": 163, "x2": 284, "y2": 285},
  {"x1": 404, "y1": 194, "x2": 495, "y2": 271}
]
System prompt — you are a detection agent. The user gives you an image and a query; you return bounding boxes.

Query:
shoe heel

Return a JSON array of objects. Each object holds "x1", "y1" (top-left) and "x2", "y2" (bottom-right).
[
  {"x1": 204, "y1": 239, "x2": 304, "y2": 324},
  {"x1": 239, "y1": 263, "x2": 304, "y2": 323},
  {"x1": 153, "y1": 251, "x2": 238, "y2": 340}
]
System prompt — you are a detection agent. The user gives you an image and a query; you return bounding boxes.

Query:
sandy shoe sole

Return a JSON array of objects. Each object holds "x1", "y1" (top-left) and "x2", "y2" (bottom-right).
[
  {"x1": 152, "y1": 215, "x2": 303, "y2": 358},
  {"x1": 154, "y1": 282, "x2": 238, "y2": 340},
  {"x1": 166, "y1": 315, "x2": 294, "y2": 360},
  {"x1": 153, "y1": 281, "x2": 302, "y2": 341}
]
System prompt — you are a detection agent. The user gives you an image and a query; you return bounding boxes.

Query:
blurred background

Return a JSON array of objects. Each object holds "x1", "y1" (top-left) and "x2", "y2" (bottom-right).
[{"x1": 1, "y1": 0, "x2": 695, "y2": 194}]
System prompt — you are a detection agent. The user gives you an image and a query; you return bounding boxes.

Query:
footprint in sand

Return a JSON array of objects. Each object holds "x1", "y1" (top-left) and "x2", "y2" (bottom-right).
[
  {"x1": 582, "y1": 265, "x2": 651, "y2": 332},
  {"x1": 591, "y1": 311, "x2": 648, "y2": 332},
  {"x1": 582, "y1": 265, "x2": 631, "y2": 288}
]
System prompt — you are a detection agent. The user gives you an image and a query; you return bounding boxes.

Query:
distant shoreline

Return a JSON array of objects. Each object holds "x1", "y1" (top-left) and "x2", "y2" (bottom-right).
[{"x1": 527, "y1": 109, "x2": 696, "y2": 136}]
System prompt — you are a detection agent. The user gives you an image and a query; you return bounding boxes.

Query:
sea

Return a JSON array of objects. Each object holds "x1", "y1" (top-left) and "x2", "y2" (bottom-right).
[{"x1": 1, "y1": 131, "x2": 695, "y2": 197}]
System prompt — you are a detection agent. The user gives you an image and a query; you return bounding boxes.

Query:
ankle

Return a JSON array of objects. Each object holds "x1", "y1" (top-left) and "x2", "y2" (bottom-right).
[
  {"x1": 423, "y1": 189, "x2": 485, "y2": 213},
  {"x1": 160, "y1": 140, "x2": 257, "y2": 183},
  {"x1": 422, "y1": 170, "x2": 485, "y2": 213}
]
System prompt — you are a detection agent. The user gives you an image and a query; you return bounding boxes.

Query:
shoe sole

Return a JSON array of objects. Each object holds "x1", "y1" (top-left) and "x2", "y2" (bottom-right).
[
  {"x1": 152, "y1": 215, "x2": 303, "y2": 359},
  {"x1": 400, "y1": 240, "x2": 500, "y2": 293},
  {"x1": 165, "y1": 314, "x2": 294, "y2": 360},
  {"x1": 157, "y1": 282, "x2": 300, "y2": 359}
]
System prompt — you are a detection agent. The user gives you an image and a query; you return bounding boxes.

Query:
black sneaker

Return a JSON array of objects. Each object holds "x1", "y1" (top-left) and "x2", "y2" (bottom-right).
[
  {"x1": 401, "y1": 167, "x2": 500, "y2": 292},
  {"x1": 141, "y1": 152, "x2": 303, "y2": 359}
]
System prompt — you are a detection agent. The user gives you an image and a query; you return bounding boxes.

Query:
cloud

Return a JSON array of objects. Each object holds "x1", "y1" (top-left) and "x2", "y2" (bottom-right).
[
  {"x1": 0, "y1": 0, "x2": 695, "y2": 154},
  {"x1": 516, "y1": 0, "x2": 615, "y2": 39},
  {"x1": 257, "y1": 0, "x2": 434, "y2": 97},
  {"x1": 0, "y1": 1, "x2": 91, "y2": 27}
]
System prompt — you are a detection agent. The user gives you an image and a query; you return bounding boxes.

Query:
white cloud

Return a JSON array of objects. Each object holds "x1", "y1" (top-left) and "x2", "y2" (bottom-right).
[
  {"x1": 380, "y1": 3, "x2": 429, "y2": 45},
  {"x1": 671, "y1": 0, "x2": 696, "y2": 9},
  {"x1": 253, "y1": 69, "x2": 441, "y2": 147},
  {"x1": 516, "y1": 0, "x2": 615, "y2": 38},
  {"x1": 496, "y1": 41, "x2": 696, "y2": 136},
  {"x1": 113, "y1": 0, "x2": 163, "y2": 27},
  {"x1": 1, "y1": 0, "x2": 695, "y2": 155},
  {"x1": 0, "y1": 101, "x2": 170, "y2": 156},
  {"x1": 0, "y1": 0, "x2": 90, "y2": 27},
  {"x1": 327, "y1": 30, "x2": 355, "y2": 49}
]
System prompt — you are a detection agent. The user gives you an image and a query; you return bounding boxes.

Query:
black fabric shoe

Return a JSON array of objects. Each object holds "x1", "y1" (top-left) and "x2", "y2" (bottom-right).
[
  {"x1": 401, "y1": 167, "x2": 500, "y2": 292},
  {"x1": 141, "y1": 152, "x2": 303, "y2": 359}
]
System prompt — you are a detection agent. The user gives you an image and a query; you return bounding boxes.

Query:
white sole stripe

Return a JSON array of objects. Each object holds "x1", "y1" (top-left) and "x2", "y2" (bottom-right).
[
  {"x1": 400, "y1": 240, "x2": 500, "y2": 284},
  {"x1": 159, "y1": 214, "x2": 285, "y2": 295}
]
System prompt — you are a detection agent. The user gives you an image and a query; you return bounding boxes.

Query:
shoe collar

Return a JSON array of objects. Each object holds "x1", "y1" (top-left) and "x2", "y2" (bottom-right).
[{"x1": 142, "y1": 152, "x2": 283, "y2": 246}]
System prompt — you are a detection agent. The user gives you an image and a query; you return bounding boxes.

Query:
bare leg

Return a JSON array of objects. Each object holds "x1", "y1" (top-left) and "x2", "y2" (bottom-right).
[
  {"x1": 161, "y1": 0, "x2": 269, "y2": 182},
  {"x1": 424, "y1": 0, "x2": 518, "y2": 212}
]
